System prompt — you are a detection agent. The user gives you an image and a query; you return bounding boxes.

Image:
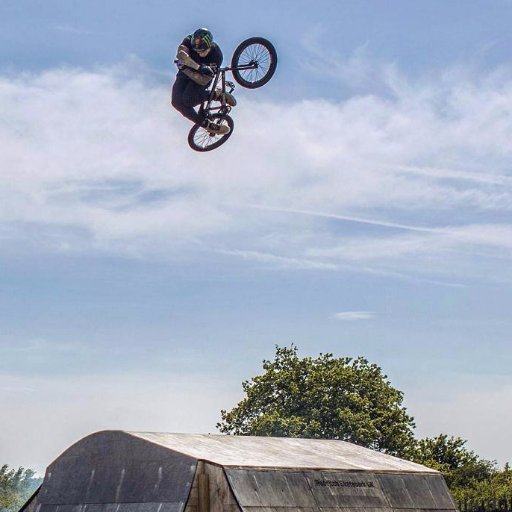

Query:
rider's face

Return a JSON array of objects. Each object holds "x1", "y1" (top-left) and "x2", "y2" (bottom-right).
[{"x1": 195, "y1": 48, "x2": 211, "y2": 58}]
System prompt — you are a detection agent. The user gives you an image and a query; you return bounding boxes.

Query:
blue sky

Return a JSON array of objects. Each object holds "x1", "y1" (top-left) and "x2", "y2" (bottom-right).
[{"x1": 1, "y1": 0, "x2": 512, "y2": 472}]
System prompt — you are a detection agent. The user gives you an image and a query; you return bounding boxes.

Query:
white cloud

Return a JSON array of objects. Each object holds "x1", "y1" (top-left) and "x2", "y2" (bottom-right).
[
  {"x1": 1, "y1": 61, "x2": 512, "y2": 281},
  {"x1": 216, "y1": 248, "x2": 339, "y2": 271},
  {"x1": 331, "y1": 311, "x2": 375, "y2": 321}
]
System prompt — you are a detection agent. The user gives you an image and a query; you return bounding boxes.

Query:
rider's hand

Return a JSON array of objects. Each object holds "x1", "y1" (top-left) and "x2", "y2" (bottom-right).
[{"x1": 199, "y1": 65, "x2": 214, "y2": 77}]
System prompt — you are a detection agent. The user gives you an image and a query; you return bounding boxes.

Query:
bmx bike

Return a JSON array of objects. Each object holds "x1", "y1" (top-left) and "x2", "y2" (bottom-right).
[{"x1": 187, "y1": 37, "x2": 278, "y2": 152}]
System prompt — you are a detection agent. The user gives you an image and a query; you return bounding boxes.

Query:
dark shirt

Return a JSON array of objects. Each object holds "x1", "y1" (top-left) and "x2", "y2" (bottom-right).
[{"x1": 177, "y1": 35, "x2": 223, "y2": 77}]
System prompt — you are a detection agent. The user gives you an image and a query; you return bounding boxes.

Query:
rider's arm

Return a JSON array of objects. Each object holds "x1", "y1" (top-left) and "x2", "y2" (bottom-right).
[
  {"x1": 181, "y1": 68, "x2": 212, "y2": 86},
  {"x1": 177, "y1": 45, "x2": 200, "y2": 71}
]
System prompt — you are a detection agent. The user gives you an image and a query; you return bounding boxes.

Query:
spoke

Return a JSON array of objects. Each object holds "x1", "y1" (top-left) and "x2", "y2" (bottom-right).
[
  {"x1": 195, "y1": 133, "x2": 207, "y2": 147},
  {"x1": 257, "y1": 45, "x2": 267, "y2": 62},
  {"x1": 195, "y1": 127, "x2": 214, "y2": 148},
  {"x1": 194, "y1": 115, "x2": 230, "y2": 150},
  {"x1": 242, "y1": 48, "x2": 252, "y2": 65},
  {"x1": 237, "y1": 43, "x2": 273, "y2": 83}
]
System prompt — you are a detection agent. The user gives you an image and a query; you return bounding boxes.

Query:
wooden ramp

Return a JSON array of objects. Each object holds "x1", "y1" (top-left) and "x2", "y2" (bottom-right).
[{"x1": 20, "y1": 431, "x2": 457, "y2": 512}]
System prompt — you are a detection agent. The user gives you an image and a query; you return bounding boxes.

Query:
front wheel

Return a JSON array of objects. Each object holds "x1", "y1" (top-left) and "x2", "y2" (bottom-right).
[
  {"x1": 231, "y1": 37, "x2": 277, "y2": 89},
  {"x1": 188, "y1": 114, "x2": 234, "y2": 152}
]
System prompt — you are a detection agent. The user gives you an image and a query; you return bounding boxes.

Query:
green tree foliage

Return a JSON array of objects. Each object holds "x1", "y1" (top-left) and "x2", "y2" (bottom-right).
[
  {"x1": 412, "y1": 435, "x2": 512, "y2": 504},
  {"x1": 412, "y1": 435, "x2": 496, "y2": 494},
  {"x1": 217, "y1": 345, "x2": 416, "y2": 457},
  {"x1": 0, "y1": 465, "x2": 41, "y2": 512},
  {"x1": 460, "y1": 465, "x2": 512, "y2": 504}
]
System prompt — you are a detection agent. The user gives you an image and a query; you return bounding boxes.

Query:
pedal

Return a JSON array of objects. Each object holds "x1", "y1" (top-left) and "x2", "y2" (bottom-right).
[{"x1": 225, "y1": 81, "x2": 235, "y2": 93}]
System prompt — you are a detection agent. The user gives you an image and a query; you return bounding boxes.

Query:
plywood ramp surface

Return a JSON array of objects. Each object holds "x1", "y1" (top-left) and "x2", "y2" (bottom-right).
[{"x1": 128, "y1": 433, "x2": 432, "y2": 473}]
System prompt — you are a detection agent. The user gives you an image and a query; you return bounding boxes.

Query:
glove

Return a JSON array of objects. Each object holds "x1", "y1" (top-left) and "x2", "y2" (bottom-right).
[{"x1": 199, "y1": 65, "x2": 214, "y2": 77}]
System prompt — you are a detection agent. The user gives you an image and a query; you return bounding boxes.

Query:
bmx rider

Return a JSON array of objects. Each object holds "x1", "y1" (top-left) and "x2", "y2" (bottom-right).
[{"x1": 171, "y1": 28, "x2": 236, "y2": 135}]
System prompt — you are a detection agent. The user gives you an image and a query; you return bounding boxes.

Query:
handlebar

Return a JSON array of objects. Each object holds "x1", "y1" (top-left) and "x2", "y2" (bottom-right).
[{"x1": 174, "y1": 60, "x2": 257, "y2": 73}]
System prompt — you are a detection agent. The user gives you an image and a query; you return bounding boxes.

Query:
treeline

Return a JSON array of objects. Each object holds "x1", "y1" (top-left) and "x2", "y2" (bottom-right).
[
  {"x1": 460, "y1": 497, "x2": 512, "y2": 512},
  {"x1": 410, "y1": 435, "x2": 512, "y2": 504},
  {"x1": 0, "y1": 465, "x2": 41, "y2": 512}
]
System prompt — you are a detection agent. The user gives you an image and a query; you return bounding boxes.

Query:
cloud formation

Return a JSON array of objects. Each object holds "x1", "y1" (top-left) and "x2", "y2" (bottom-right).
[
  {"x1": 331, "y1": 311, "x2": 375, "y2": 321},
  {"x1": 1, "y1": 60, "x2": 512, "y2": 282}
]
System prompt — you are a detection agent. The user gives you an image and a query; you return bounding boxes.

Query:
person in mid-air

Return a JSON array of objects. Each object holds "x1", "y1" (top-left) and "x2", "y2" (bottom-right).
[{"x1": 171, "y1": 28, "x2": 236, "y2": 135}]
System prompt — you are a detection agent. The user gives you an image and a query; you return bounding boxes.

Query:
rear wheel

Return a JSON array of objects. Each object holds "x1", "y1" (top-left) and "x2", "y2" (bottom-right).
[
  {"x1": 231, "y1": 37, "x2": 277, "y2": 89},
  {"x1": 188, "y1": 114, "x2": 234, "y2": 152}
]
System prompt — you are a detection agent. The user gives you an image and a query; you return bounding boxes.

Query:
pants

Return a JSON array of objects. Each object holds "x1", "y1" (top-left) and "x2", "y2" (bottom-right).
[{"x1": 171, "y1": 74, "x2": 210, "y2": 125}]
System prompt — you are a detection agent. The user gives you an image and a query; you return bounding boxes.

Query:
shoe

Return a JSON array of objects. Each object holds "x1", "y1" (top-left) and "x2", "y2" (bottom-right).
[
  {"x1": 213, "y1": 89, "x2": 237, "y2": 107},
  {"x1": 204, "y1": 119, "x2": 230, "y2": 135}
]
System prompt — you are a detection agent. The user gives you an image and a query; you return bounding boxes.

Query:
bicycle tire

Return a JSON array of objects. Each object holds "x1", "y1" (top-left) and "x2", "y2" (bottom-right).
[
  {"x1": 188, "y1": 114, "x2": 234, "y2": 152},
  {"x1": 231, "y1": 37, "x2": 277, "y2": 89}
]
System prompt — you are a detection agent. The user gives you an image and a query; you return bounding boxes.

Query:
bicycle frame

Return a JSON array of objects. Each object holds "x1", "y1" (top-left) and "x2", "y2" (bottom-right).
[{"x1": 199, "y1": 62, "x2": 258, "y2": 118}]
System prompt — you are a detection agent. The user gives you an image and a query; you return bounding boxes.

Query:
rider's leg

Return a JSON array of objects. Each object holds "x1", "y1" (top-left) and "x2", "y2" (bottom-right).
[
  {"x1": 182, "y1": 80, "x2": 210, "y2": 109},
  {"x1": 171, "y1": 76, "x2": 208, "y2": 125},
  {"x1": 183, "y1": 82, "x2": 230, "y2": 134},
  {"x1": 172, "y1": 76, "x2": 229, "y2": 134}
]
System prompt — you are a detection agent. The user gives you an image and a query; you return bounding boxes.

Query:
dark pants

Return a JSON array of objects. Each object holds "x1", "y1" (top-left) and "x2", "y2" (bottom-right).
[{"x1": 171, "y1": 74, "x2": 210, "y2": 125}]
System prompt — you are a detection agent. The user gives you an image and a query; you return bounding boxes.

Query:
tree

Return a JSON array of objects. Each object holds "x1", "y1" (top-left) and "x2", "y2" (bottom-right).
[
  {"x1": 412, "y1": 435, "x2": 496, "y2": 490},
  {"x1": 0, "y1": 465, "x2": 41, "y2": 512},
  {"x1": 410, "y1": 434, "x2": 512, "y2": 504},
  {"x1": 217, "y1": 345, "x2": 416, "y2": 457}
]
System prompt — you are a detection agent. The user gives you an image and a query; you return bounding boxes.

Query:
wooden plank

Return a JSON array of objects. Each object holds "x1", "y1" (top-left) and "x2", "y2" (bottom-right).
[{"x1": 199, "y1": 474, "x2": 210, "y2": 512}]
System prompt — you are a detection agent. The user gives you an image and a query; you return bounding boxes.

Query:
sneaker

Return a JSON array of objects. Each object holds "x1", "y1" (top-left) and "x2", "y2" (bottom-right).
[
  {"x1": 213, "y1": 89, "x2": 237, "y2": 107},
  {"x1": 204, "y1": 119, "x2": 230, "y2": 135}
]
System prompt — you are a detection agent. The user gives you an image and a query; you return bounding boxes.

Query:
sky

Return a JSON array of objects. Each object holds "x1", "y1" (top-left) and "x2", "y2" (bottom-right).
[{"x1": 1, "y1": 0, "x2": 512, "y2": 473}]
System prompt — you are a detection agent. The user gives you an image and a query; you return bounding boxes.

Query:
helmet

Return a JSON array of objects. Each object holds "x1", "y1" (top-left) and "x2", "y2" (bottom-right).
[{"x1": 191, "y1": 28, "x2": 213, "y2": 52}]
